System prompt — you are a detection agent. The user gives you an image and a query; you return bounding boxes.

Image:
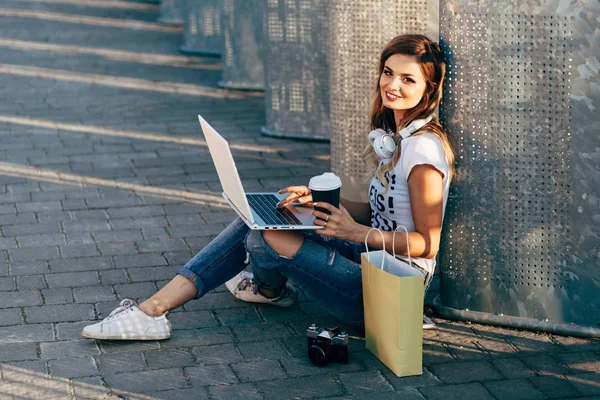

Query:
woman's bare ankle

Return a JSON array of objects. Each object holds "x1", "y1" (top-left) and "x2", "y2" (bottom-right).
[{"x1": 138, "y1": 301, "x2": 165, "y2": 317}]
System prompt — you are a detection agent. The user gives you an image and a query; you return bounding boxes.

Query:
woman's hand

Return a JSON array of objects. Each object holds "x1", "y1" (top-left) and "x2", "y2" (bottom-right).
[
  {"x1": 277, "y1": 185, "x2": 313, "y2": 208},
  {"x1": 312, "y1": 202, "x2": 366, "y2": 242}
]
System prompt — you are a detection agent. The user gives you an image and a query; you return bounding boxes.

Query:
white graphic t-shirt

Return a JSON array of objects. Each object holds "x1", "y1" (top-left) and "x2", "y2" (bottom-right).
[{"x1": 368, "y1": 131, "x2": 450, "y2": 276}]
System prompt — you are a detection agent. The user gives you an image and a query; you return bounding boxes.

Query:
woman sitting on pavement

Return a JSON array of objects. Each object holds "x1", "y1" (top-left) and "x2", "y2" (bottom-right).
[{"x1": 81, "y1": 34, "x2": 454, "y2": 340}]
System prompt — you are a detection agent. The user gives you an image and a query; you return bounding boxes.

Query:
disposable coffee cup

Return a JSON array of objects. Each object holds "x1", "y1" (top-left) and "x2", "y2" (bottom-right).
[{"x1": 309, "y1": 172, "x2": 342, "y2": 219}]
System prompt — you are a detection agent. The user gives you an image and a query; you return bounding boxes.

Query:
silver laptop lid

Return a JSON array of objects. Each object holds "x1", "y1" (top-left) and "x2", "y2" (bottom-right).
[{"x1": 199, "y1": 115, "x2": 254, "y2": 223}]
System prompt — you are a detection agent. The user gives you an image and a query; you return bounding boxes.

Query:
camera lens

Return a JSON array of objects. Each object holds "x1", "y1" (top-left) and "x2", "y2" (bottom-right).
[{"x1": 308, "y1": 345, "x2": 328, "y2": 366}]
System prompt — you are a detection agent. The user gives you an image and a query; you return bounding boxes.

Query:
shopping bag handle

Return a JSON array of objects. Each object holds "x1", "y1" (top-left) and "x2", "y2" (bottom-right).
[
  {"x1": 364, "y1": 228, "x2": 385, "y2": 270},
  {"x1": 392, "y1": 225, "x2": 412, "y2": 267}
]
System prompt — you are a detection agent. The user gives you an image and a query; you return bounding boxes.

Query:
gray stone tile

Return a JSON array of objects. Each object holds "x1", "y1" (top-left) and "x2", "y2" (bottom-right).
[
  {"x1": 529, "y1": 375, "x2": 581, "y2": 399},
  {"x1": 0, "y1": 342, "x2": 37, "y2": 362},
  {"x1": 207, "y1": 383, "x2": 262, "y2": 400},
  {"x1": 192, "y1": 343, "x2": 242, "y2": 365},
  {"x1": 26, "y1": 303, "x2": 95, "y2": 323},
  {"x1": 419, "y1": 383, "x2": 495, "y2": 400},
  {"x1": 231, "y1": 359, "x2": 285, "y2": 382},
  {"x1": 429, "y1": 360, "x2": 503, "y2": 384},
  {"x1": 185, "y1": 364, "x2": 238, "y2": 386},
  {"x1": 0, "y1": 324, "x2": 54, "y2": 344},
  {"x1": 257, "y1": 375, "x2": 344, "y2": 400},
  {"x1": 40, "y1": 339, "x2": 101, "y2": 360},
  {"x1": 144, "y1": 348, "x2": 195, "y2": 369},
  {"x1": 483, "y1": 379, "x2": 545, "y2": 400},
  {"x1": 104, "y1": 368, "x2": 187, "y2": 394},
  {"x1": 49, "y1": 356, "x2": 99, "y2": 378}
]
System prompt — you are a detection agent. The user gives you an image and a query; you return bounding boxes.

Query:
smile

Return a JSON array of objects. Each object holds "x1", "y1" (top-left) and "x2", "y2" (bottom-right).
[{"x1": 384, "y1": 91, "x2": 401, "y2": 101}]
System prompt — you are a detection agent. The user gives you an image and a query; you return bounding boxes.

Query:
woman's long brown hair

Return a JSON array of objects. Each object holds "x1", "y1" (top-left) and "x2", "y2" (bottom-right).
[{"x1": 363, "y1": 34, "x2": 455, "y2": 190}]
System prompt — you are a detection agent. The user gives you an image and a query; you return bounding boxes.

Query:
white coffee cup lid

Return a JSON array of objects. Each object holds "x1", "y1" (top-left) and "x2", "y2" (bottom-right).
[{"x1": 308, "y1": 172, "x2": 342, "y2": 191}]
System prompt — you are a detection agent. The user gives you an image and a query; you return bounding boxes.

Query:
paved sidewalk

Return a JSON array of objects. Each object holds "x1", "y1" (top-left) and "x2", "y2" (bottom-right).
[{"x1": 0, "y1": 1, "x2": 598, "y2": 399}]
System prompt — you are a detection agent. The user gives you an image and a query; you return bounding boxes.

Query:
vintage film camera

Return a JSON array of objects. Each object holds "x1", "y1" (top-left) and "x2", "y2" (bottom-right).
[{"x1": 306, "y1": 324, "x2": 349, "y2": 366}]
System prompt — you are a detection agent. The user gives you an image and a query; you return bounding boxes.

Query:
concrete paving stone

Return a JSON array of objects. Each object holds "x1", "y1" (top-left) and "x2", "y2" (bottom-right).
[
  {"x1": 144, "y1": 348, "x2": 196, "y2": 369},
  {"x1": 184, "y1": 291, "x2": 250, "y2": 311},
  {"x1": 72, "y1": 376, "x2": 115, "y2": 399},
  {"x1": 0, "y1": 263, "x2": 7, "y2": 277},
  {"x1": 65, "y1": 231, "x2": 95, "y2": 245},
  {"x1": 163, "y1": 203, "x2": 209, "y2": 215},
  {"x1": 231, "y1": 358, "x2": 286, "y2": 382},
  {"x1": 0, "y1": 276, "x2": 15, "y2": 291},
  {"x1": 207, "y1": 383, "x2": 262, "y2": 400},
  {"x1": 9, "y1": 259, "x2": 49, "y2": 275},
  {"x1": 73, "y1": 285, "x2": 116, "y2": 303},
  {"x1": 106, "y1": 205, "x2": 164, "y2": 219},
  {"x1": 105, "y1": 367, "x2": 187, "y2": 394},
  {"x1": 95, "y1": 351, "x2": 146, "y2": 374},
  {"x1": 72, "y1": 209, "x2": 109, "y2": 221},
  {"x1": 165, "y1": 213, "x2": 204, "y2": 226},
  {"x1": 227, "y1": 320, "x2": 298, "y2": 343},
  {"x1": 419, "y1": 382, "x2": 495, "y2": 400},
  {"x1": 0, "y1": 289, "x2": 42, "y2": 308},
  {"x1": 127, "y1": 266, "x2": 175, "y2": 282},
  {"x1": 17, "y1": 275, "x2": 46, "y2": 290},
  {"x1": 60, "y1": 243, "x2": 101, "y2": 258},
  {"x1": 429, "y1": 360, "x2": 503, "y2": 384},
  {"x1": 56, "y1": 321, "x2": 94, "y2": 340},
  {"x1": 338, "y1": 370, "x2": 395, "y2": 395},
  {"x1": 382, "y1": 366, "x2": 443, "y2": 390},
  {"x1": 0, "y1": 377, "x2": 71, "y2": 399},
  {"x1": 93, "y1": 229, "x2": 143, "y2": 243},
  {"x1": 185, "y1": 364, "x2": 238, "y2": 386},
  {"x1": 167, "y1": 310, "x2": 219, "y2": 330},
  {"x1": 0, "y1": 360, "x2": 49, "y2": 382},
  {"x1": 491, "y1": 356, "x2": 537, "y2": 379},
  {"x1": 162, "y1": 249, "x2": 193, "y2": 264},
  {"x1": 113, "y1": 282, "x2": 157, "y2": 300},
  {"x1": 281, "y1": 355, "x2": 364, "y2": 377},
  {"x1": 49, "y1": 356, "x2": 99, "y2": 378},
  {"x1": 167, "y1": 222, "x2": 227, "y2": 238},
  {"x1": 98, "y1": 340, "x2": 160, "y2": 355},
  {"x1": 521, "y1": 353, "x2": 571, "y2": 376},
  {"x1": 554, "y1": 336, "x2": 600, "y2": 353},
  {"x1": 0, "y1": 203, "x2": 16, "y2": 214},
  {"x1": 87, "y1": 196, "x2": 141, "y2": 209},
  {"x1": 566, "y1": 372, "x2": 600, "y2": 396},
  {"x1": 111, "y1": 216, "x2": 169, "y2": 230},
  {"x1": 421, "y1": 340, "x2": 455, "y2": 365},
  {"x1": 0, "y1": 212, "x2": 36, "y2": 226},
  {"x1": 61, "y1": 198, "x2": 87, "y2": 210},
  {"x1": 137, "y1": 238, "x2": 188, "y2": 253},
  {"x1": 113, "y1": 253, "x2": 166, "y2": 268},
  {"x1": 0, "y1": 192, "x2": 30, "y2": 204},
  {"x1": 7, "y1": 183, "x2": 40, "y2": 194},
  {"x1": 25, "y1": 303, "x2": 95, "y2": 323},
  {"x1": 3, "y1": 222, "x2": 60, "y2": 237},
  {"x1": 529, "y1": 375, "x2": 581, "y2": 399},
  {"x1": 42, "y1": 287, "x2": 73, "y2": 305},
  {"x1": 99, "y1": 269, "x2": 129, "y2": 285},
  {"x1": 16, "y1": 233, "x2": 66, "y2": 248},
  {"x1": 257, "y1": 304, "x2": 308, "y2": 322},
  {"x1": 0, "y1": 307, "x2": 22, "y2": 326},
  {"x1": 49, "y1": 256, "x2": 112, "y2": 273},
  {"x1": 31, "y1": 191, "x2": 66, "y2": 202},
  {"x1": 0, "y1": 323, "x2": 54, "y2": 344},
  {"x1": 40, "y1": 339, "x2": 101, "y2": 360},
  {"x1": 483, "y1": 378, "x2": 546, "y2": 400},
  {"x1": 215, "y1": 307, "x2": 262, "y2": 326},
  {"x1": 45, "y1": 271, "x2": 100, "y2": 288},
  {"x1": 257, "y1": 374, "x2": 344, "y2": 400},
  {"x1": 65, "y1": 188, "x2": 100, "y2": 199},
  {"x1": 8, "y1": 245, "x2": 61, "y2": 261},
  {"x1": 237, "y1": 339, "x2": 291, "y2": 361},
  {"x1": 556, "y1": 352, "x2": 600, "y2": 374},
  {"x1": 0, "y1": 342, "x2": 37, "y2": 362},
  {"x1": 130, "y1": 387, "x2": 210, "y2": 400},
  {"x1": 200, "y1": 211, "x2": 238, "y2": 224},
  {"x1": 160, "y1": 327, "x2": 234, "y2": 349},
  {"x1": 506, "y1": 330, "x2": 564, "y2": 354},
  {"x1": 98, "y1": 241, "x2": 138, "y2": 256},
  {"x1": 192, "y1": 343, "x2": 242, "y2": 365},
  {"x1": 0, "y1": 237, "x2": 18, "y2": 250},
  {"x1": 62, "y1": 220, "x2": 112, "y2": 233},
  {"x1": 17, "y1": 201, "x2": 62, "y2": 213},
  {"x1": 36, "y1": 211, "x2": 74, "y2": 224},
  {"x1": 140, "y1": 227, "x2": 170, "y2": 240}
]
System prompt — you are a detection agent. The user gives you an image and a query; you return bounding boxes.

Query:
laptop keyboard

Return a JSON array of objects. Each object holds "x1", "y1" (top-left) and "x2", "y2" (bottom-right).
[{"x1": 246, "y1": 194, "x2": 302, "y2": 226}]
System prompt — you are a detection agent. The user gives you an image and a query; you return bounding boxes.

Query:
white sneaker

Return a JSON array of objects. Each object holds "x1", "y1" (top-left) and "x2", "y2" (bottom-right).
[
  {"x1": 423, "y1": 315, "x2": 436, "y2": 330},
  {"x1": 225, "y1": 271, "x2": 297, "y2": 307},
  {"x1": 81, "y1": 299, "x2": 171, "y2": 340}
]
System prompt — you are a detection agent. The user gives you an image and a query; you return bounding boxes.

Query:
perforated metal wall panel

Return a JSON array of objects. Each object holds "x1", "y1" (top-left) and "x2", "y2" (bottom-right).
[
  {"x1": 329, "y1": 0, "x2": 439, "y2": 201},
  {"x1": 437, "y1": 1, "x2": 599, "y2": 328},
  {"x1": 218, "y1": 0, "x2": 265, "y2": 90},
  {"x1": 180, "y1": 0, "x2": 223, "y2": 56},
  {"x1": 262, "y1": 0, "x2": 331, "y2": 140},
  {"x1": 159, "y1": 0, "x2": 184, "y2": 25}
]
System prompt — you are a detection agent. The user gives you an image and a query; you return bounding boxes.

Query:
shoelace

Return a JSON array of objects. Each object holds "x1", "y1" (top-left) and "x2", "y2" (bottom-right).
[
  {"x1": 236, "y1": 277, "x2": 258, "y2": 295},
  {"x1": 105, "y1": 299, "x2": 135, "y2": 321}
]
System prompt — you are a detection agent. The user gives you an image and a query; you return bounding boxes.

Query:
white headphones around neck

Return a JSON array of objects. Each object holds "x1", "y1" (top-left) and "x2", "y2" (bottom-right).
[{"x1": 368, "y1": 114, "x2": 434, "y2": 160}]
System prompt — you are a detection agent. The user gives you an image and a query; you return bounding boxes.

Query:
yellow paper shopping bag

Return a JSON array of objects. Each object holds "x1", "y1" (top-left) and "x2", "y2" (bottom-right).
[{"x1": 361, "y1": 228, "x2": 424, "y2": 377}]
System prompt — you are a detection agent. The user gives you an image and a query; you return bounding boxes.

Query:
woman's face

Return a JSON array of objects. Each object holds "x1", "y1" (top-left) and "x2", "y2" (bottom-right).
[{"x1": 379, "y1": 53, "x2": 427, "y2": 122}]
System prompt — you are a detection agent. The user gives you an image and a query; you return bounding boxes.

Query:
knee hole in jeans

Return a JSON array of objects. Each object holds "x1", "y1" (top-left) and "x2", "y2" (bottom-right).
[{"x1": 327, "y1": 250, "x2": 336, "y2": 266}]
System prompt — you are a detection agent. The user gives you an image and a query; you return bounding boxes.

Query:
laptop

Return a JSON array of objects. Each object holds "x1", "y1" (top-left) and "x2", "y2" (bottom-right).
[{"x1": 199, "y1": 115, "x2": 321, "y2": 230}]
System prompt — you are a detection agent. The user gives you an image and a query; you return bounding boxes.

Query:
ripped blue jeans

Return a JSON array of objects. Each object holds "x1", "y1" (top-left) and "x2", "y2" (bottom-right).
[{"x1": 176, "y1": 217, "x2": 367, "y2": 324}]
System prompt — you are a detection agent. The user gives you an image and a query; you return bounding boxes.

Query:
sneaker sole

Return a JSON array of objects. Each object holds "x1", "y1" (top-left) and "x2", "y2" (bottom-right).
[{"x1": 81, "y1": 330, "x2": 170, "y2": 341}]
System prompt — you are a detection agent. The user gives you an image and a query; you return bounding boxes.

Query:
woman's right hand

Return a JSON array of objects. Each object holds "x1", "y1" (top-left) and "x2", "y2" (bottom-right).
[{"x1": 277, "y1": 185, "x2": 312, "y2": 208}]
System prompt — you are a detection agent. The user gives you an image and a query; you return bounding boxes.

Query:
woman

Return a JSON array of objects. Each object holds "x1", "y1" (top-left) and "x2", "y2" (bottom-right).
[{"x1": 81, "y1": 34, "x2": 453, "y2": 340}]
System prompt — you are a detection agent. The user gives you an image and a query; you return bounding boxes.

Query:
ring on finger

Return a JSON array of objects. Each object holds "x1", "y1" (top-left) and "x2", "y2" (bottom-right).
[
  {"x1": 325, "y1": 215, "x2": 330, "y2": 222},
  {"x1": 323, "y1": 221, "x2": 327, "y2": 228}
]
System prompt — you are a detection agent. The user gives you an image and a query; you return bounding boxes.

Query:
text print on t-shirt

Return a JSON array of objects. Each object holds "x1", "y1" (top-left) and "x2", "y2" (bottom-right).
[{"x1": 369, "y1": 170, "x2": 400, "y2": 231}]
